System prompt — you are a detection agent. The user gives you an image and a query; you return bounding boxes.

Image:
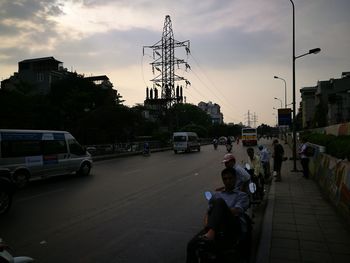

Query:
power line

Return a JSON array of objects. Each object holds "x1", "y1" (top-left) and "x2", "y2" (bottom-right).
[{"x1": 187, "y1": 53, "x2": 242, "y2": 123}]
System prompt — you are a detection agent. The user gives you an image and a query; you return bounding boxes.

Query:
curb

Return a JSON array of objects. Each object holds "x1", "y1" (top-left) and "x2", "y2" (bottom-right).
[
  {"x1": 92, "y1": 147, "x2": 173, "y2": 162},
  {"x1": 255, "y1": 180, "x2": 275, "y2": 263}
]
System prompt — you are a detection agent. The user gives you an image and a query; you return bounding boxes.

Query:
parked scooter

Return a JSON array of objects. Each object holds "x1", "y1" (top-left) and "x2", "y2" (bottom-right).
[
  {"x1": 0, "y1": 239, "x2": 34, "y2": 262},
  {"x1": 244, "y1": 163, "x2": 264, "y2": 202},
  {"x1": 195, "y1": 191, "x2": 253, "y2": 263}
]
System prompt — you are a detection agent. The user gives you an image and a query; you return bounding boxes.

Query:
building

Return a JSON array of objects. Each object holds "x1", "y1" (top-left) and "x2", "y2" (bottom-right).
[
  {"x1": 300, "y1": 86, "x2": 317, "y2": 128},
  {"x1": 84, "y1": 75, "x2": 114, "y2": 90},
  {"x1": 198, "y1": 101, "x2": 224, "y2": 124},
  {"x1": 300, "y1": 72, "x2": 350, "y2": 128},
  {"x1": 0, "y1": 57, "x2": 77, "y2": 95}
]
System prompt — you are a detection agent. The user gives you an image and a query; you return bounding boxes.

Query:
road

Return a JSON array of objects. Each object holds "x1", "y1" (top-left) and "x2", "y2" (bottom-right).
[{"x1": 0, "y1": 141, "x2": 269, "y2": 262}]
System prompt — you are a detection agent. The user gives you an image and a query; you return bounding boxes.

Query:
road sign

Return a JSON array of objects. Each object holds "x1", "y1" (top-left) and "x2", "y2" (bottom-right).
[{"x1": 278, "y1": 108, "x2": 292, "y2": 126}]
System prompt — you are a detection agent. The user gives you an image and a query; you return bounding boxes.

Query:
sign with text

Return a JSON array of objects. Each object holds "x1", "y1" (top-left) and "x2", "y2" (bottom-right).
[{"x1": 278, "y1": 108, "x2": 292, "y2": 126}]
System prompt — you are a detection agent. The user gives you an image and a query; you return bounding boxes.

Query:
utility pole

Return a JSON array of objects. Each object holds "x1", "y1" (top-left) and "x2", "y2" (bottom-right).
[
  {"x1": 252, "y1": 113, "x2": 258, "y2": 128},
  {"x1": 143, "y1": 15, "x2": 191, "y2": 109},
  {"x1": 245, "y1": 110, "x2": 252, "y2": 127}
]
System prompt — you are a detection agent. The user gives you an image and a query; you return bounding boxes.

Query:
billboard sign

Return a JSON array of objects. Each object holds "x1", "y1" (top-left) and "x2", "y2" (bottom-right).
[{"x1": 278, "y1": 108, "x2": 292, "y2": 126}]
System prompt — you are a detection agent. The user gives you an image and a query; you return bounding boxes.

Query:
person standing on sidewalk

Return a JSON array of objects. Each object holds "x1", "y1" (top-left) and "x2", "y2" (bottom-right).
[
  {"x1": 298, "y1": 137, "x2": 310, "y2": 179},
  {"x1": 272, "y1": 139, "x2": 284, "y2": 182},
  {"x1": 258, "y1": 145, "x2": 271, "y2": 181}
]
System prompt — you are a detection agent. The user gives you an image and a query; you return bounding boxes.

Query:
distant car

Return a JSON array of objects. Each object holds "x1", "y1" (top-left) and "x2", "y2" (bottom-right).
[
  {"x1": 86, "y1": 146, "x2": 97, "y2": 155},
  {"x1": 0, "y1": 168, "x2": 15, "y2": 215}
]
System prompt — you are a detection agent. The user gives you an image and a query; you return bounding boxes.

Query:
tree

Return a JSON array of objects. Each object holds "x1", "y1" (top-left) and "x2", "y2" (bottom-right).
[
  {"x1": 167, "y1": 103, "x2": 212, "y2": 132},
  {"x1": 313, "y1": 103, "x2": 328, "y2": 128}
]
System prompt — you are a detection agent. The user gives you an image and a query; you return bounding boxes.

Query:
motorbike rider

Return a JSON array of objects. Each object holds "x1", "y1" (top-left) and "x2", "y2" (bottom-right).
[
  {"x1": 143, "y1": 141, "x2": 150, "y2": 155},
  {"x1": 212, "y1": 138, "x2": 218, "y2": 149},
  {"x1": 222, "y1": 153, "x2": 251, "y2": 192},
  {"x1": 186, "y1": 168, "x2": 250, "y2": 263},
  {"x1": 225, "y1": 136, "x2": 232, "y2": 152}
]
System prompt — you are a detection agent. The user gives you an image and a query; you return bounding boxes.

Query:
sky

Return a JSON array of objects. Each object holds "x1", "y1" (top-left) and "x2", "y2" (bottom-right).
[{"x1": 0, "y1": 0, "x2": 349, "y2": 126}]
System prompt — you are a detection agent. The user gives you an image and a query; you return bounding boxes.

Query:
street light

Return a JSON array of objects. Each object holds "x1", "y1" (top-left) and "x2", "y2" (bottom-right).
[
  {"x1": 274, "y1": 76, "x2": 287, "y2": 108},
  {"x1": 274, "y1": 97, "x2": 283, "y2": 108},
  {"x1": 290, "y1": 0, "x2": 321, "y2": 171}
]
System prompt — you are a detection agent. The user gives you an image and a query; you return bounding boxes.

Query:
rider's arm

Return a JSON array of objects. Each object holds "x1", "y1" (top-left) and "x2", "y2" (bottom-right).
[{"x1": 230, "y1": 192, "x2": 249, "y2": 215}]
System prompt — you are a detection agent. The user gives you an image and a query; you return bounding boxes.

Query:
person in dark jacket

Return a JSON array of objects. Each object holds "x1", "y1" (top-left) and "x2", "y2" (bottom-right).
[{"x1": 272, "y1": 139, "x2": 284, "y2": 182}]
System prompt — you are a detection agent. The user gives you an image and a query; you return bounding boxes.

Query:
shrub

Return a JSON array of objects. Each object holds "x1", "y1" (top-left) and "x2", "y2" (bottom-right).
[{"x1": 304, "y1": 133, "x2": 350, "y2": 160}]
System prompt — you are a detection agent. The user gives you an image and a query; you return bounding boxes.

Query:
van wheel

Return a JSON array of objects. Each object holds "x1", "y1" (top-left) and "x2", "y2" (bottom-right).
[
  {"x1": 174, "y1": 150, "x2": 178, "y2": 154},
  {"x1": 198, "y1": 147, "x2": 201, "y2": 152},
  {"x1": 78, "y1": 162, "x2": 91, "y2": 176},
  {"x1": 13, "y1": 170, "x2": 29, "y2": 188}
]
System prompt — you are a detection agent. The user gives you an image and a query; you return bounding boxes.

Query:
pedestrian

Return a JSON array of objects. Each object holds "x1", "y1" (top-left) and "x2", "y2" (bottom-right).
[
  {"x1": 258, "y1": 145, "x2": 271, "y2": 181},
  {"x1": 298, "y1": 137, "x2": 310, "y2": 179},
  {"x1": 272, "y1": 139, "x2": 284, "y2": 182}
]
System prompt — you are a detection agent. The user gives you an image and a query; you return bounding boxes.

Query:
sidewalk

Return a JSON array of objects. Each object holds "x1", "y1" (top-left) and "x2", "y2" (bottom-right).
[{"x1": 256, "y1": 145, "x2": 350, "y2": 263}]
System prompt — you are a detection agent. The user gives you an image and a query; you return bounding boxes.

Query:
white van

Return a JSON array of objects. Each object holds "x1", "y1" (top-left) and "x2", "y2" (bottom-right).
[
  {"x1": 0, "y1": 129, "x2": 93, "y2": 187},
  {"x1": 173, "y1": 132, "x2": 200, "y2": 154}
]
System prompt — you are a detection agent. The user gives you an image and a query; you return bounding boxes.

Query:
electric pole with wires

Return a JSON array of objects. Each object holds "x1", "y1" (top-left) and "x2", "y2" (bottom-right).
[{"x1": 143, "y1": 15, "x2": 191, "y2": 109}]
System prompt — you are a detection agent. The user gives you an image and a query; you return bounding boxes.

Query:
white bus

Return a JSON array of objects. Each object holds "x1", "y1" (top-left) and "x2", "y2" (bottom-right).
[
  {"x1": 0, "y1": 129, "x2": 92, "y2": 187},
  {"x1": 241, "y1": 128, "x2": 258, "y2": 146},
  {"x1": 173, "y1": 132, "x2": 200, "y2": 153}
]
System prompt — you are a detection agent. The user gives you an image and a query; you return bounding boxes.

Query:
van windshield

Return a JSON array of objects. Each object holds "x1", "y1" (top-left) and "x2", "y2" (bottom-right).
[{"x1": 174, "y1": 136, "x2": 186, "y2": 142}]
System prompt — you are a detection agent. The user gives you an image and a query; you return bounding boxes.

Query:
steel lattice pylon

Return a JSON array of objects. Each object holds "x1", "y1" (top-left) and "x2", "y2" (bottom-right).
[{"x1": 143, "y1": 15, "x2": 190, "y2": 108}]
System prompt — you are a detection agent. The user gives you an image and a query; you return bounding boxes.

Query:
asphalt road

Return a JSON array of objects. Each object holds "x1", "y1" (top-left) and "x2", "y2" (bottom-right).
[{"x1": 0, "y1": 141, "x2": 270, "y2": 263}]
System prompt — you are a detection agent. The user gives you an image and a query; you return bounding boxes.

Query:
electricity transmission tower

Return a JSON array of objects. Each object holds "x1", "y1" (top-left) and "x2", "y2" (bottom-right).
[{"x1": 143, "y1": 15, "x2": 191, "y2": 109}]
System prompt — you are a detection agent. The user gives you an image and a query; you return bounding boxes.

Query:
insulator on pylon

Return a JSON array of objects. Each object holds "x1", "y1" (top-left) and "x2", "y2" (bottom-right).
[
  {"x1": 176, "y1": 85, "x2": 179, "y2": 98},
  {"x1": 150, "y1": 88, "x2": 153, "y2": 99},
  {"x1": 146, "y1": 87, "x2": 149, "y2": 99},
  {"x1": 155, "y1": 88, "x2": 158, "y2": 99}
]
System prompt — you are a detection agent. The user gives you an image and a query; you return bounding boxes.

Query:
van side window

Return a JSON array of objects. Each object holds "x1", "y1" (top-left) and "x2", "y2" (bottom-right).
[
  {"x1": 43, "y1": 140, "x2": 67, "y2": 155},
  {"x1": 1, "y1": 140, "x2": 41, "y2": 158},
  {"x1": 68, "y1": 139, "x2": 85, "y2": 155},
  {"x1": 174, "y1": 136, "x2": 186, "y2": 142},
  {"x1": 188, "y1": 136, "x2": 197, "y2": 142}
]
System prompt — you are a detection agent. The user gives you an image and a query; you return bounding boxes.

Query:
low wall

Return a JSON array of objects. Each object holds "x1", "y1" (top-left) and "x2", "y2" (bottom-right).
[
  {"x1": 310, "y1": 122, "x2": 350, "y2": 136},
  {"x1": 310, "y1": 149, "x2": 350, "y2": 224}
]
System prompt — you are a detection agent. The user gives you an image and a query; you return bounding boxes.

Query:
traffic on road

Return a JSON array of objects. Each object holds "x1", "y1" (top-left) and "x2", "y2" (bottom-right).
[{"x1": 1, "y1": 136, "x2": 275, "y2": 262}]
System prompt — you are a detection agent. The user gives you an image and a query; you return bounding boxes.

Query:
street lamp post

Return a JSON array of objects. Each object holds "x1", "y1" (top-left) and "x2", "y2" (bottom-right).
[
  {"x1": 274, "y1": 97, "x2": 283, "y2": 108},
  {"x1": 289, "y1": 0, "x2": 321, "y2": 171},
  {"x1": 274, "y1": 76, "x2": 287, "y2": 108}
]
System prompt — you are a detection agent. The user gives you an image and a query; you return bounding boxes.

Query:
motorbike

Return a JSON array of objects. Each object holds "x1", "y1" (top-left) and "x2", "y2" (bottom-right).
[
  {"x1": 0, "y1": 239, "x2": 34, "y2": 262},
  {"x1": 244, "y1": 163, "x2": 264, "y2": 202},
  {"x1": 226, "y1": 144, "x2": 232, "y2": 153},
  {"x1": 142, "y1": 143, "x2": 150, "y2": 156},
  {"x1": 0, "y1": 169, "x2": 15, "y2": 215},
  {"x1": 213, "y1": 141, "x2": 218, "y2": 150},
  {"x1": 195, "y1": 191, "x2": 253, "y2": 263}
]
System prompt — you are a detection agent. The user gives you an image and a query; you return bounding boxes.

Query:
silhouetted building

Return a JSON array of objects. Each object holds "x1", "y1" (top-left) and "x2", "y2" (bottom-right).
[
  {"x1": 1, "y1": 56, "x2": 75, "y2": 94},
  {"x1": 198, "y1": 101, "x2": 224, "y2": 124},
  {"x1": 300, "y1": 72, "x2": 350, "y2": 128}
]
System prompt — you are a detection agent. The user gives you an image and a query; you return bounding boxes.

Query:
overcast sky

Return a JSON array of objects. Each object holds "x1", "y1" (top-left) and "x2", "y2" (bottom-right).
[{"x1": 0, "y1": 0, "x2": 349, "y2": 126}]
